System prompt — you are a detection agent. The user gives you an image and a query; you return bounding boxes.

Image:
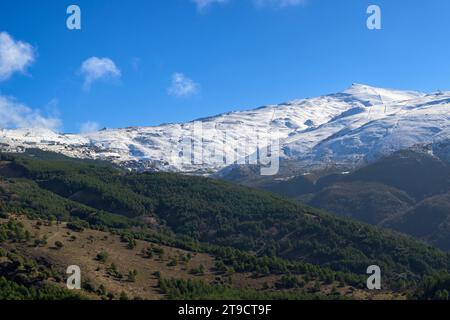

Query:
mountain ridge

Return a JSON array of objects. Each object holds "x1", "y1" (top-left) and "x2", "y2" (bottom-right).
[{"x1": 0, "y1": 84, "x2": 448, "y2": 174}]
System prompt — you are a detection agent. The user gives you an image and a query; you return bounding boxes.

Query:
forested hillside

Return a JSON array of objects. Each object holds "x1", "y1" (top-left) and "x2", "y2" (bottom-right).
[
  {"x1": 1, "y1": 150, "x2": 449, "y2": 300},
  {"x1": 221, "y1": 150, "x2": 450, "y2": 251}
]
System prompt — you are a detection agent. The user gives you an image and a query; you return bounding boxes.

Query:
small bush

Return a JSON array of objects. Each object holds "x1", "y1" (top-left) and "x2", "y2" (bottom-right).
[
  {"x1": 54, "y1": 241, "x2": 64, "y2": 249},
  {"x1": 96, "y1": 251, "x2": 108, "y2": 263}
]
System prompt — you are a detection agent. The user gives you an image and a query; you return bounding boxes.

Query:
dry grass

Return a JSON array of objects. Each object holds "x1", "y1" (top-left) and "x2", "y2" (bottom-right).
[{"x1": 1, "y1": 216, "x2": 403, "y2": 300}]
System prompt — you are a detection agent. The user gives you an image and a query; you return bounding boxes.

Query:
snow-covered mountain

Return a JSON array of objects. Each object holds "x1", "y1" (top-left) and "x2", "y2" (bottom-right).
[
  {"x1": 281, "y1": 85, "x2": 450, "y2": 171},
  {"x1": 0, "y1": 84, "x2": 449, "y2": 174}
]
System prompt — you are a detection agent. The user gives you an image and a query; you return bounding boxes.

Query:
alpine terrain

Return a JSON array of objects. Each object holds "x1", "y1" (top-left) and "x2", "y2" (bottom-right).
[{"x1": 1, "y1": 84, "x2": 449, "y2": 174}]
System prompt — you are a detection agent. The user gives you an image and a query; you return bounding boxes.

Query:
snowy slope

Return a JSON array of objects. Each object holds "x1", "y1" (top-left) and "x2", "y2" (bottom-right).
[
  {"x1": 0, "y1": 84, "x2": 447, "y2": 174},
  {"x1": 281, "y1": 88, "x2": 449, "y2": 171}
]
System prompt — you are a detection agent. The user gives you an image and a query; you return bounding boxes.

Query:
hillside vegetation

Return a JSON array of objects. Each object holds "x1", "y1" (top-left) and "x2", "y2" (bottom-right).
[
  {"x1": 224, "y1": 150, "x2": 450, "y2": 251},
  {"x1": 1, "y1": 150, "x2": 449, "y2": 299}
]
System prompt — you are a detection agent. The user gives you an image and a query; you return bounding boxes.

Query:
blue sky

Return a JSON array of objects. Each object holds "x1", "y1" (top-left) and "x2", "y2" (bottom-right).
[{"x1": 1, "y1": 0, "x2": 450, "y2": 133}]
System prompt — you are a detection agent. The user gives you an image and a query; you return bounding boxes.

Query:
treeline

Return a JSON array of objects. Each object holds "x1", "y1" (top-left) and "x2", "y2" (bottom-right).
[
  {"x1": 413, "y1": 272, "x2": 450, "y2": 300},
  {"x1": 158, "y1": 277, "x2": 340, "y2": 300},
  {"x1": 0, "y1": 277, "x2": 83, "y2": 300}
]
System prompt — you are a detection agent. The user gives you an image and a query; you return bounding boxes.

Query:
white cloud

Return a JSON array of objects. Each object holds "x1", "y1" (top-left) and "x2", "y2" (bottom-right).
[
  {"x1": 167, "y1": 73, "x2": 200, "y2": 98},
  {"x1": 80, "y1": 121, "x2": 100, "y2": 134},
  {"x1": 192, "y1": 0, "x2": 229, "y2": 11},
  {"x1": 0, "y1": 95, "x2": 61, "y2": 130},
  {"x1": 0, "y1": 32, "x2": 35, "y2": 81},
  {"x1": 80, "y1": 57, "x2": 121, "y2": 90},
  {"x1": 253, "y1": 0, "x2": 306, "y2": 8}
]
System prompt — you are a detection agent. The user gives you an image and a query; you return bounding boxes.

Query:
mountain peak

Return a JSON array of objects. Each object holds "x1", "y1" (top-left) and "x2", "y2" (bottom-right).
[
  {"x1": 347, "y1": 83, "x2": 378, "y2": 90},
  {"x1": 343, "y1": 83, "x2": 425, "y2": 104}
]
